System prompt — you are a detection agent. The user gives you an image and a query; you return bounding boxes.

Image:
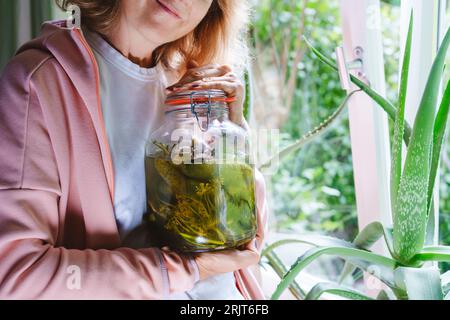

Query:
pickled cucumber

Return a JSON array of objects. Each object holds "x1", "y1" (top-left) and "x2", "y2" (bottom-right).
[{"x1": 178, "y1": 163, "x2": 218, "y2": 181}]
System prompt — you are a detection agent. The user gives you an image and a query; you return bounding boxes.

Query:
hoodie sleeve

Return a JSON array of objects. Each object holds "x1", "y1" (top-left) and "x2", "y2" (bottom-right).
[{"x1": 0, "y1": 52, "x2": 199, "y2": 299}]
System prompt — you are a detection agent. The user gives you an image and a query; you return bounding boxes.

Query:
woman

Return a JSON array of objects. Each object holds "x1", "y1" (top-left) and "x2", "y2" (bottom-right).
[{"x1": 0, "y1": 0, "x2": 268, "y2": 299}]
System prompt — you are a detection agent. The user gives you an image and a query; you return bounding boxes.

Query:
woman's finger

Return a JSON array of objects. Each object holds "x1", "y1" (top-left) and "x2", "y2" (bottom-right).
[
  {"x1": 191, "y1": 63, "x2": 220, "y2": 71},
  {"x1": 227, "y1": 246, "x2": 260, "y2": 267},
  {"x1": 187, "y1": 60, "x2": 200, "y2": 69},
  {"x1": 173, "y1": 72, "x2": 241, "y2": 90},
  {"x1": 169, "y1": 77, "x2": 235, "y2": 91},
  {"x1": 181, "y1": 66, "x2": 231, "y2": 85},
  {"x1": 179, "y1": 80, "x2": 240, "y2": 97},
  {"x1": 167, "y1": 65, "x2": 232, "y2": 90},
  {"x1": 248, "y1": 239, "x2": 259, "y2": 252},
  {"x1": 199, "y1": 74, "x2": 239, "y2": 83},
  {"x1": 202, "y1": 247, "x2": 259, "y2": 270},
  {"x1": 192, "y1": 65, "x2": 232, "y2": 79}
]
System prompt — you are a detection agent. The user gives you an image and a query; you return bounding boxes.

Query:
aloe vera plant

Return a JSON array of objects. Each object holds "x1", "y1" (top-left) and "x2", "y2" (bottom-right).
[{"x1": 264, "y1": 14, "x2": 450, "y2": 300}]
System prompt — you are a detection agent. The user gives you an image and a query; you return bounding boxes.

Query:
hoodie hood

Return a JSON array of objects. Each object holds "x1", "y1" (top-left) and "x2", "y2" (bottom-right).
[{"x1": 18, "y1": 20, "x2": 97, "y2": 114}]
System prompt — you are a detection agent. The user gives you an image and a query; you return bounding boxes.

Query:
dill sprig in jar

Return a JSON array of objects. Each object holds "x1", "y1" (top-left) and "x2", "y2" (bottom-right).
[{"x1": 145, "y1": 89, "x2": 257, "y2": 253}]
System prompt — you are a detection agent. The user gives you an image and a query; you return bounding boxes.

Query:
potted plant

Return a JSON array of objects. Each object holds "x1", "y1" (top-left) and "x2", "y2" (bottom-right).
[{"x1": 261, "y1": 14, "x2": 450, "y2": 300}]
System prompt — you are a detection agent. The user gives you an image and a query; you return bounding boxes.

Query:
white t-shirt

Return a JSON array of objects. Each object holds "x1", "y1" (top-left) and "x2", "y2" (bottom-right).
[{"x1": 84, "y1": 29, "x2": 244, "y2": 300}]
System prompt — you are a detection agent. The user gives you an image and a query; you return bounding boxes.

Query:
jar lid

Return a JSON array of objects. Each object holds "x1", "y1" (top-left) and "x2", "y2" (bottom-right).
[
  {"x1": 165, "y1": 89, "x2": 236, "y2": 108},
  {"x1": 165, "y1": 89, "x2": 235, "y2": 132}
]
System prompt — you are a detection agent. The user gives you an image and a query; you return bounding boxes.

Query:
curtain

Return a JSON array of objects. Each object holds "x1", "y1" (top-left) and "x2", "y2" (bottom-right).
[
  {"x1": 0, "y1": 0, "x2": 53, "y2": 71},
  {"x1": 0, "y1": 0, "x2": 18, "y2": 71},
  {"x1": 30, "y1": 0, "x2": 53, "y2": 38}
]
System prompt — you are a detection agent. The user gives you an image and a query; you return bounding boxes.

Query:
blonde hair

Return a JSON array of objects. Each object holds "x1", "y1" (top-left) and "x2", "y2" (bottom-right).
[{"x1": 57, "y1": 0, "x2": 250, "y2": 73}]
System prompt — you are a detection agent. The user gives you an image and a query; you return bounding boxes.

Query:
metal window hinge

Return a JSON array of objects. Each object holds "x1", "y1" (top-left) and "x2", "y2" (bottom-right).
[{"x1": 335, "y1": 46, "x2": 369, "y2": 91}]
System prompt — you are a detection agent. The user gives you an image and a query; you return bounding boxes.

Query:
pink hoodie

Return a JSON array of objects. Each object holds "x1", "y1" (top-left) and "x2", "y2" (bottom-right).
[{"x1": 0, "y1": 21, "x2": 268, "y2": 300}]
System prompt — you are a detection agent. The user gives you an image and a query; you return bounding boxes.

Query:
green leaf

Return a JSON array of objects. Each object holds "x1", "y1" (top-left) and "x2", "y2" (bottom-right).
[
  {"x1": 304, "y1": 282, "x2": 374, "y2": 300},
  {"x1": 425, "y1": 199, "x2": 436, "y2": 245},
  {"x1": 411, "y1": 246, "x2": 450, "y2": 263},
  {"x1": 394, "y1": 267, "x2": 443, "y2": 300},
  {"x1": 304, "y1": 36, "x2": 412, "y2": 145},
  {"x1": 393, "y1": 26, "x2": 450, "y2": 263},
  {"x1": 261, "y1": 235, "x2": 354, "y2": 257},
  {"x1": 262, "y1": 236, "x2": 357, "y2": 299},
  {"x1": 243, "y1": 69, "x2": 252, "y2": 122},
  {"x1": 381, "y1": 0, "x2": 401, "y2": 6},
  {"x1": 376, "y1": 290, "x2": 389, "y2": 300},
  {"x1": 264, "y1": 250, "x2": 306, "y2": 299},
  {"x1": 271, "y1": 246, "x2": 397, "y2": 300},
  {"x1": 442, "y1": 270, "x2": 450, "y2": 296},
  {"x1": 258, "y1": 90, "x2": 359, "y2": 171},
  {"x1": 427, "y1": 79, "x2": 450, "y2": 214},
  {"x1": 339, "y1": 222, "x2": 394, "y2": 283},
  {"x1": 376, "y1": 289, "x2": 396, "y2": 300},
  {"x1": 353, "y1": 222, "x2": 395, "y2": 255},
  {"x1": 350, "y1": 257, "x2": 399, "y2": 290},
  {"x1": 391, "y1": 12, "x2": 413, "y2": 218},
  {"x1": 338, "y1": 263, "x2": 357, "y2": 284}
]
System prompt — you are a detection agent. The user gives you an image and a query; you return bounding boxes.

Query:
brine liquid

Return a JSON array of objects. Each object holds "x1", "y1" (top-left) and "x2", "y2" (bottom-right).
[{"x1": 145, "y1": 157, "x2": 257, "y2": 253}]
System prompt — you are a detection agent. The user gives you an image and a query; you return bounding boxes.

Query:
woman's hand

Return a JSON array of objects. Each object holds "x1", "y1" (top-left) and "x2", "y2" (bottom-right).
[
  {"x1": 162, "y1": 239, "x2": 259, "y2": 281},
  {"x1": 182, "y1": 239, "x2": 260, "y2": 281},
  {"x1": 166, "y1": 63, "x2": 247, "y2": 128}
]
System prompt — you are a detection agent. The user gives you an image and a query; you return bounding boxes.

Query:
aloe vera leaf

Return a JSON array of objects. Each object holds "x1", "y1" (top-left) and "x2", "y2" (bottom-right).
[
  {"x1": 442, "y1": 270, "x2": 450, "y2": 297},
  {"x1": 258, "y1": 89, "x2": 360, "y2": 170},
  {"x1": 411, "y1": 246, "x2": 450, "y2": 263},
  {"x1": 427, "y1": 79, "x2": 450, "y2": 214},
  {"x1": 304, "y1": 282, "x2": 374, "y2": 300},
  {"x1": 339, "y1": 222, "x2": 394, "y2": 283},
  {"x1": 338, "y1": 263, "x2": 357, "y2": 284},
  {"x1": 243, "y1": 70, "x2": 252, "y2": 122},
  {"x1": 393, "y1": 26, "x2": 450, "y2": 263},
  {"x1": 376, "y1": 289, "x2": 396, "y2": 300},
  {"x1": 394, "y1": 267, "x2": 443, "y2": 300},
  {"x1": 265, "y1": 250, "x2": 306, "y2": 300},
  {"x1": 425, "y1": 198, "x2": 437, "y2": 246},
  {"x1": 262, "y1": 236, "x2": 362, "y2": 287},
  {"x1": 304, "y1": 37, "x2": 412, "y2": 145},
  {"x1": 353, "y1": 222, "x2": 395, "y2": 256},
  {"x1": 261, "y1": 236, "x2": 355, "y2": 257},
  {"x1": 264, "y1": 238, "x2": 401, "y2": 297},
  {"x1": 271, "y1": 246, "x2": 397, "y2": 300},
  {"x1": 391, "y1": 13, "x2": 413, "y2": 217}
]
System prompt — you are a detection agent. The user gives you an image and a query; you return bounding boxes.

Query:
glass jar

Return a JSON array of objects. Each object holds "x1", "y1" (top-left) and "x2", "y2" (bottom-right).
[{"x1": 145, "y1": 89, "x2": 257, "y2": 253}]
